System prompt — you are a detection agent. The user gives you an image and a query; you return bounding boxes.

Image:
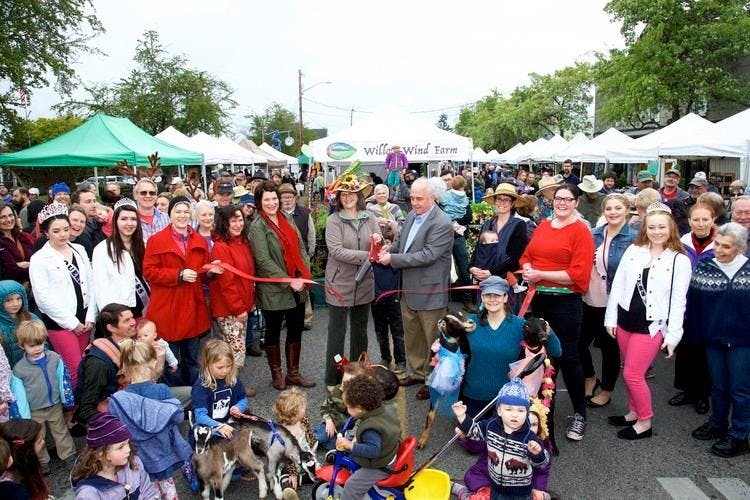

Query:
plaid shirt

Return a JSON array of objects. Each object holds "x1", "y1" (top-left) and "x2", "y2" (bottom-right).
[{"x1": 140, "y1": 208, "x2": 170, "y2": 243}]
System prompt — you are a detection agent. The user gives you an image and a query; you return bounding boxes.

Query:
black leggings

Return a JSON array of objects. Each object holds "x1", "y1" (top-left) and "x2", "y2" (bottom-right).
[
  {"x1": 579, "y1": 303, "x2": 621, "y2": 392},
  {"x1": 531, "y1": 293, "x2": 587, "y2": 417},
  {"x1": 262, "y1": 301, "x2": 305, "y2": 348}
]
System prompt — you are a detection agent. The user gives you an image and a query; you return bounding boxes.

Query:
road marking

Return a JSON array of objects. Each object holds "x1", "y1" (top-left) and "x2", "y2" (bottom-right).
[
  {"x1": 657, "y1": 478, "x2": 710, "y2": 499},
  {"x1": 708, "y1": 478, "x2": 750, "y2": 500}
]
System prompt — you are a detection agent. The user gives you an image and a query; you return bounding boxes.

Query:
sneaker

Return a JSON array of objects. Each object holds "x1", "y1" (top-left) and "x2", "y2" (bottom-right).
[{"x1": 566, "y1": 413, "x2": 586, "y2": 441}]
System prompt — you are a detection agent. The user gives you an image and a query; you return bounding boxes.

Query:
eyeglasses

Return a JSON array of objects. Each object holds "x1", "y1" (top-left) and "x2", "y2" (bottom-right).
[
  {"x1": 138, "y1": 190, "x2": 156, "y2": 196},
  {"x1": 553, "y1": 196, "x2": 576, "y2": 203},
  {"x1": 495, "y1": 197, "x2": 513, "y2": 204}
]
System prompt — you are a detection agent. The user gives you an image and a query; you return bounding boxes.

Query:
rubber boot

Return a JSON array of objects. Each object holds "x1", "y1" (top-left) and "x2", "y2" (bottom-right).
[
  {"x1": 265, "y1": 345, "x2": 286, "y2": 390},
  {"x1": 284, "y1": 342, "x2": 316, "y2": 387}
]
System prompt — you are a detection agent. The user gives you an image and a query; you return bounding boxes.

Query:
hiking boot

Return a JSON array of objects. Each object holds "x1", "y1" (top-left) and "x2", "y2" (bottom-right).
[{"x1": 566, "y1": 413, "x2": 586, "y2": 441}]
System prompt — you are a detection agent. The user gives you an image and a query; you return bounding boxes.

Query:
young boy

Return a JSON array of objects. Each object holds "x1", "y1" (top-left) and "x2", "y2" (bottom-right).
[
  {"x1": 452, "y1": 377, "x2": 548, "y2": 500},
  {"x1": 335, "y1": 374, "x2": 400, "y2": 500},
  {"x1": 12, "y1": 320, "x2": 76, "y2": 473},
  {"x1": 136, "y1": 320, "x2": 178, "y2": 376},
  {"x1": 316, "y1": 362, "x2": 367, "y2": 451},
  {"x1": 371, "y1": 226, "x2": 406, "y2": 374}
]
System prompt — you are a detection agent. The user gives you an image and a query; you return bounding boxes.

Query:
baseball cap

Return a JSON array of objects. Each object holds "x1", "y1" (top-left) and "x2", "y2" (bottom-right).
[{"x1": 217, "y1": 181, "x2": 234, "y2": 194}]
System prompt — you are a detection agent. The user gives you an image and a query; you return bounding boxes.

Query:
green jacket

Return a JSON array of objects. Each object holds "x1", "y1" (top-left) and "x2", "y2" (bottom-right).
[
  {"x1": 248, "y1": 213, "x2": 310, "y2": 311},
  {"x1": 352, "y1": 404, "x2": 401, "y2": 469}
]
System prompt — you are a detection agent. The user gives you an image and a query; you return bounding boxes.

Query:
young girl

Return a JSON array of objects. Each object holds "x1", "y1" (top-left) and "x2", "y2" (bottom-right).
[
  {"x1": 108, "y1": 340, "x2": 192, "y2": 499},
  {"x1": 72, "y1": 411, "x2": 159, "y2": 499},
  {"x1": 0, "y1": 439, "x2": 28, "y2": 498},
  {"x1": 529, "y1": 399, "x2": 556, "y2": 500},
  {"x1": 0, "y1": 419, "x2": 47, "y2": 500},
  {"x1": 273, "y1": 388, "x2": 317, "y2": 491},
  {"x1": 191, "y1": 339, "x2": 248, "y2": 439},
  {"x1": 0, "y1": 280, "x2": 37, "y2": 367},
  {"x1": 315, "y1": 362, "x2": 367, "y2": 451},
  {"x1": 605, "y1": 202, "x2": 691, "y2": 440},
  {"x1": 136, "y1": 320, "x2": 179, "y2": 376}
]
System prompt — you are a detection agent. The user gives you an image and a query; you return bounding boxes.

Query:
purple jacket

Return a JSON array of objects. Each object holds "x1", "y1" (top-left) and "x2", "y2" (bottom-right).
[
  {"x1": 385, "y1": 151, "x2": 408, "y2": 171},
  {"x1": 73, "y1": 455, "x2": 160, "y2": 499}
]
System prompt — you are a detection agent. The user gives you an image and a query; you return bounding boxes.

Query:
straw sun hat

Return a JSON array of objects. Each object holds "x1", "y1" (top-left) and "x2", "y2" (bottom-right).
[{"x1": 483, "y1": 183, "x2": 522, "y2": 207}]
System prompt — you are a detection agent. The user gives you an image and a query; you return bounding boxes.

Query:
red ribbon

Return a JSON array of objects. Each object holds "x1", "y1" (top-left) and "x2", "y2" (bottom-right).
[
  {"x1": 200, "y1": 262, "x2": 345, "y2": 304},
  {"x1": 374, "y1": 285, "x2": 480, "y2": 303},
  {"x1": 517, "y1": 283, "x2": 536, "y2": 318}
]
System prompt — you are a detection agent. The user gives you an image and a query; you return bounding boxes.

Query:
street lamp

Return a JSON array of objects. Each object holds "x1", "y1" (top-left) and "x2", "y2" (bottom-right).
[{"x1": 298, "y1": 69, "x2": 332, "y2": 146}]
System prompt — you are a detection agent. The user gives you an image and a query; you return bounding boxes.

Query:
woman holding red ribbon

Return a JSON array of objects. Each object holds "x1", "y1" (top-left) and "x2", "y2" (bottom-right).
[
  {"x1": 323, "y1": 173, "x2": 381, "y2": 388},
  {"x1": 249, "y1": 181, "x2": 315, "y2": 390},
  {"x1": 144, "y1": 195, "x2": 211, "y2": 386},
  {"x1": 210, "y1": 205, "x2": 255, "y2": 370}
]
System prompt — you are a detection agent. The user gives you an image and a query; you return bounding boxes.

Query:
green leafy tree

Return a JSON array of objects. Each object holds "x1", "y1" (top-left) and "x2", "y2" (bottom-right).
[
  {"x1": 0, "y1": 0, "x2": 103, "y2": 140},
  {"x1": 57, "y1": 30, "x2": 236, "y2": 135},
  {"x1": 245, "y1": 102, "x2": 317, "y2": 156},
  {"x1": 5, "y1": 115, "x2": 83, "y2": 151},
  {"x1": 596, "y1": 0, "x2": 750, "y2": 127}
]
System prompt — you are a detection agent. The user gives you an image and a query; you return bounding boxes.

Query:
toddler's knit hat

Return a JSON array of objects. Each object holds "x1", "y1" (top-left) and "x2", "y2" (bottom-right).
[
  {"x1": 87, "y1": 412, "x2": 132, "y2": 448},
  {"x1": 497, "y1": 377, "x2": 530, "y2": 409}
]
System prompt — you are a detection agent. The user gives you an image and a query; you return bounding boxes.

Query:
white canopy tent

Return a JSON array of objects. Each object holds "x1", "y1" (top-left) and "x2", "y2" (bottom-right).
[
  {"x1": 514, "y1": 138, "x2": 549, "y2": 164},
  {"x1": 258, "y1": 142, "x2": 299, "y2": 165},
  {"x1": 579, "y1": 128, "x2": 637, "y2": 163},
  {"x1": 473, "y1": 147, "x2": 491, "y2": 163},
  {"x1": 155, "y1": 127, "x2": 201, "y2": 154},
  {"x1": 187, "y1": 132, "x2": 259, "y2": 166},
  {"x1": 486, "y1": 149, "x2": 501, "y2": 163},
  {"x1": 215, "y1": 136, "x2": 267, "y2": 165},
  {"x1": 554, "y1": 132, "x2": 590, "y2": 162},
  {"x1": 238, "y1": 139, "x2": 286, "y2": 168},
  {"x1": 528, "y1": 134, "x2": 569, "y2": 162},
  {"x1": 310, "y1": 106, "x2": 473, "y2": 163},
  {"x1": 606, "y1": 113, "x2": 716, "y2": 163}
]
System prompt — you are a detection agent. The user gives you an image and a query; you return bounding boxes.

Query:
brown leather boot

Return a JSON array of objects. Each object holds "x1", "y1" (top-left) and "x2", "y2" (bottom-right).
[
  {"x1": 284, "y1": 342, "x2": 316, "y2": 387},
  {"x1": 265, "y1": 345, "x2": 286, "y2": 390}
]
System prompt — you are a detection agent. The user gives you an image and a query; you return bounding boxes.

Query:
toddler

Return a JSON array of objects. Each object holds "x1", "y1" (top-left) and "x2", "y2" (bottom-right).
[
  {"x1": 452, "y1": 377, "x2": 548, "y2": 500},
  {"x1": 442, "y1": 176, "x2": 470, "y2": 221},
  {"x1": 335, "y1": 374, "x2": 401, "y2": 500},
  {"x1": 72, "y1": 412, "x2": 159, "y2": 499},
  {"x1": 109, "y1": 340, "x2": 192, "y2": 499},
  {"x1": 191, "y1": 339, "x2": 248, "y2": 439},
  {"x1": 12, "y1": 320, "x2": 76, "y2": 474},
  {"x1": 529, "y1": 399, "x2": 555, "y2": 500},
  {"x1": 371, "y1": 365, "x2": 406, "y2": 439},
  {"x1": 0, "y1": 280, "x2": 38, "y2": 366},
  {"x1": 370, "y1": 227, "x2": 406, "y2": 374},
  {"x1": 136, "y1": 320, "x2": 178, "y2": 375},
  {"x1": 315, "y1": 362, "x2": 367, "y2": 451},
  {"x1": 273, "y1": 387, "x2": 317, "y2": 491}
]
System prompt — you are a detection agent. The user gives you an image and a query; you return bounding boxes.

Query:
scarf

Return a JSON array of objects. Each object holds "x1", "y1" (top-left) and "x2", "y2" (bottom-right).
[
  {"x1": 260, "y1": 211, "x2": 311, "y2": 281},
  {"x1": 691, "y1": 227, "x2": 715, "y2": 256}
]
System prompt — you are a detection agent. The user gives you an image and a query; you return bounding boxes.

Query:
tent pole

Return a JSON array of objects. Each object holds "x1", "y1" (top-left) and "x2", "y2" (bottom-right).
[
  {"x1": 94, "y1": 166, "x2": 99, "y2": 192},
  {"x1": 201, "y1": 162, "x2": 207, "y2": 194}
]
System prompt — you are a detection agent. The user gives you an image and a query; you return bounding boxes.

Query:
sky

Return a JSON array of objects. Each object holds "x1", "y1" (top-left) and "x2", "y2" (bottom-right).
[{"x1": 28, "y1": 0, "x2": 626, "y2": 138}]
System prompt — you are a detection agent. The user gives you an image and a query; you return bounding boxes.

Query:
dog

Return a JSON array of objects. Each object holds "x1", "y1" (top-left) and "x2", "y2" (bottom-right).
[
  {"x1": 417, "y1": 310, "x2": 476, "y2": 449},
  {"x1": 191, "y1": 423, "x2": 268, "y2": 500},
  {"x1": 240, "y1": 415, "x2": 320, "y2": 498}
]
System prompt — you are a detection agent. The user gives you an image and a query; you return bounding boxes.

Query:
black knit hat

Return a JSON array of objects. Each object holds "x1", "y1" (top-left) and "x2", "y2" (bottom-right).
[{"x1": 168, "y1": 195, "x2": 191, "y2": 216}]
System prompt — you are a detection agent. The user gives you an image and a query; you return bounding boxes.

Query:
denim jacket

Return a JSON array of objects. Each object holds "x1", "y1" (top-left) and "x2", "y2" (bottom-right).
[{"x1": 592, "y1": 223, "x2": 637, "y2": 292}]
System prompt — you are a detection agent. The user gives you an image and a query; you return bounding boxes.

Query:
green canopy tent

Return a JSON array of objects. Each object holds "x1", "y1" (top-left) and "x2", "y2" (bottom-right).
[{"x1": 0, "y1": 113, "x2": 204, "y2": 187}]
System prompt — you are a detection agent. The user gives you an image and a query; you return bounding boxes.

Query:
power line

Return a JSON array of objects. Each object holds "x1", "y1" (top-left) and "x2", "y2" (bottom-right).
[{"x1": 303, "y1": 96, "x2": 477, "y2": 115}]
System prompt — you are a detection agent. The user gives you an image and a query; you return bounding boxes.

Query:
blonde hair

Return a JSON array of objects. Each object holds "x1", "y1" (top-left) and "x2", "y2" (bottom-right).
[
  {"x1": 529, "y1": 397, "x2": 549, "y2": 440},
  {"x1": 120, "y1": 340, "x2": 157, "y2": 381},
  {"x1": 199, "y1": 339, "x2": 237, "y2": 391},
  {"x1": 634, "y1": 188, "x2": 661, "y2": 213},
  {"x1": 450, "y1": 175, "x2": 466, "y2": 190},
  {"x1": 272, "y1": 387, "x2": 307, "y2": 425},
  {"x1": 15, "y1": 319, "x2": 47, "y2": 346},
  {"x1": 697, "y1": 191, "x2": 726, "y2": 219}
]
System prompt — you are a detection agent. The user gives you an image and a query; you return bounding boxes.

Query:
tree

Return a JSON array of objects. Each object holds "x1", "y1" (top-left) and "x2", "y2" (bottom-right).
[
  {"x1": 5, "y1": 114, "x2": 83, "y2": 151},
  {"x1": 0, "y1": 0, "x2": 103, "y2": 140},
  {"x1": 595, "y1": 0, "x2": 750, "y2": 127},
  {"x1": 245, "y1": 103, "x2": 317, "y2": 156},
  {"x1": 57, "y1": 30, "x2": 237, "y2": 135},
  {"x1": 436, "y1": 113, "x2": 453, "y2": 131}
]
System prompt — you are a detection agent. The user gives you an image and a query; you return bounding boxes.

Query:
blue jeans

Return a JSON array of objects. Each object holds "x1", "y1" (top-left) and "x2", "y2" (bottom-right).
[
  {"x1": 313, "y1": 422, "x2": 337, "y2": 451},
  {"x1": 164, "y1": 334, "x2": 206, "y2": 387},
  {"x1": 706, "y1": 344, "x2": 750, "y2": 439}
]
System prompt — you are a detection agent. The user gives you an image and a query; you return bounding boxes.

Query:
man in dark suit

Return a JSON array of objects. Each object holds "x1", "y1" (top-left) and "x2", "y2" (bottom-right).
[{"x1": 378, "y1": 178, "x2": 454, "y2": 399}]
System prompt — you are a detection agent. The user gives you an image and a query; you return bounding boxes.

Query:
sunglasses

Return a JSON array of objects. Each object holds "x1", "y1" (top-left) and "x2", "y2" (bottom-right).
[{"x1": 138, "y1": 190, "x2": 156, "y2": 196}]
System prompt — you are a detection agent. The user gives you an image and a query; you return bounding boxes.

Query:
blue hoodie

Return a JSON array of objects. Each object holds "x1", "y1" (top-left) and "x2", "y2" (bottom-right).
[{"x1": 0, "y1": 280, "x2": 39, "y2": 366}]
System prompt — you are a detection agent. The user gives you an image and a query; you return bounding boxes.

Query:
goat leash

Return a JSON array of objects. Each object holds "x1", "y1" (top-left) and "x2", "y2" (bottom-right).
[
  {"x1": 517, "y1": 283, "x2": 536, "y2": 318},
  {"x1": 237, "y1": 413, "x2": 286, "y2": 447}
]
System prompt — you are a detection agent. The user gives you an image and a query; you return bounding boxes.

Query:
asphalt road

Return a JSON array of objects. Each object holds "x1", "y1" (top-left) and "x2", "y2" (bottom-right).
[{"x1": 52, "y1": 304, "x2": 750, "y2": 499}]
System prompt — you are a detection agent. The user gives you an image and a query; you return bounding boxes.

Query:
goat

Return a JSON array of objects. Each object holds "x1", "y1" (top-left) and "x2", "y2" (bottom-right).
[
  {"x1": 418, "y1": 310, "x2": 475, "y2": 449},
  {"x1": 191, "y1": 423, "x2": 268, "y2": 500}
]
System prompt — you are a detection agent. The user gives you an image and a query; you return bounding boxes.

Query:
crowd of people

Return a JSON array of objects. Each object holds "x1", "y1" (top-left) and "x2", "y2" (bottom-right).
[{"x1": 0, "y1": 155, "x2": 747, "y2": 499}]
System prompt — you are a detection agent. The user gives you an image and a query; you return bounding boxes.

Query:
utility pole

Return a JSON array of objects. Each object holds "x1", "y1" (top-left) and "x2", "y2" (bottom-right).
[
  {"x1": 298, "y1": 69, "x2": 304, "y2": 147},
  {"x1": 350, "y1": 108, "x2": 354, "y2": 126}
]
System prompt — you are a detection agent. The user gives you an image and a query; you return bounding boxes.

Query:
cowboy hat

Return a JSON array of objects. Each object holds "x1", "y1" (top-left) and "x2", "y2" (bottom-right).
[
  {"x1": 578, "y1": 175, "x2": 604, "y2": 194},
  {"x1": 537, "y1": 174, "x2": 564, "y2": 193},
  {"x1": 232, "y1": 185, "x2": 249, "y2": 199}
]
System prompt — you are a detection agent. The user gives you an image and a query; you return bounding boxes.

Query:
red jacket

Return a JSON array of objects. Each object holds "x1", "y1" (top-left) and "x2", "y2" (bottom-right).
[
  {"x1": 143, "y1": 225, "x2": 210, "y2": 342},
  {"x1": 209, "y1": 236, "x2": 256, "y2": 318}
]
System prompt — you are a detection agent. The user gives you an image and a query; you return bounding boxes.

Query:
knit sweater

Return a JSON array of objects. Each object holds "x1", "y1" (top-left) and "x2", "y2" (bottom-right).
[
  {"x1": 462, "y1": 314, "x2": 561, "y2": 402},
  {"x1": 685, "y1": 256, "x2": 750, "y2": 347}
]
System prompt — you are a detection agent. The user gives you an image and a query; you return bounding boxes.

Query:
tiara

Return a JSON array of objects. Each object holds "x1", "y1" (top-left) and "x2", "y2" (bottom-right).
[
  {"x1": 646, "y1": 201, "x2": 672, "y2": 215},
  {"x1": 114, "y1": 198, "x2": 137, "y2": 211},
  {"x1": 38, "y1": 202, "x2": 69, "y2": 224}
]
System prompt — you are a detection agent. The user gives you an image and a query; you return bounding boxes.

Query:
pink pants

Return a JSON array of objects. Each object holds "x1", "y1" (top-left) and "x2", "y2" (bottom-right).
[
  {"x1": 616, "y1": 326, "x2": 663, "y2": 420},
  {"x1": 47, "y1": 329, "x2": 90, "y2": 389}
]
